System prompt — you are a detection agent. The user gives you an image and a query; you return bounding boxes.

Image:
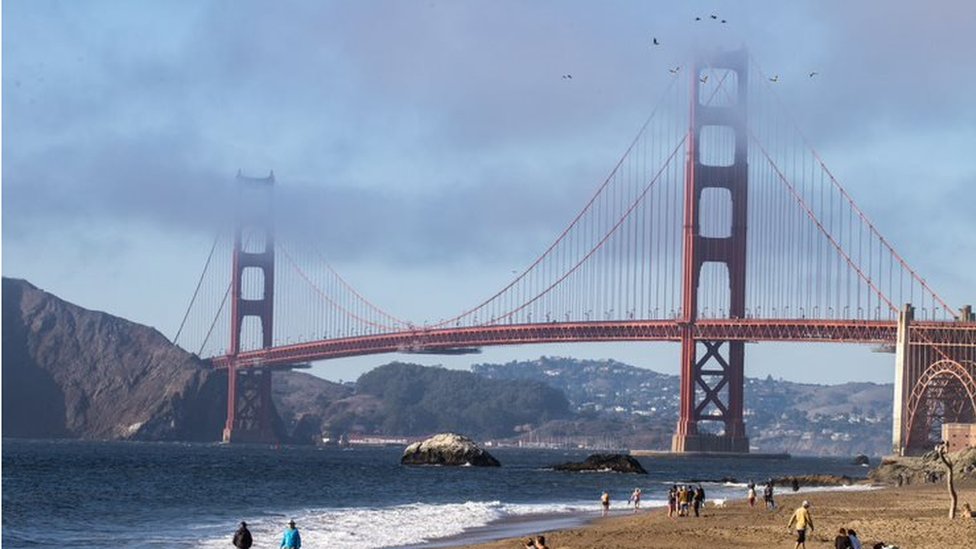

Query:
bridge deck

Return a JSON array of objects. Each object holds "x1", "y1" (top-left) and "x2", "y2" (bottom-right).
[{"x1": 207, "y1": 318, "x2": 944, "y2": 369}]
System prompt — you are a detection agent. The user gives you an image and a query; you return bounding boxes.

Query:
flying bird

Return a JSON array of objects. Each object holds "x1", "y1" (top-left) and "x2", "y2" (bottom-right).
[
  {"x1": 768, "y1": 75, "x2": 779, "y2": 82},
  {"x1": 721, "y1": 19, "x2": 727, "y2": 23},
  {"x1": 562, "y1": 74, "x2": 573, "y2": 80},
  {"x1": 710, "y1": 14, "x2": 718, "y2": 19},
  {"x1": 669, "y1": 66, "x2": 680, "y2": 74},
  {"x1": 695, "y1": 16, "x2": 701, "y2": 21},
  {"x1": 808, "y1": 71, "x2": 819, "y2": 78},
  {"x1": 652, "y1": 37, "x2": 660, "y2": 46},
  {"x1": 699, "y1": 74, "x2": 709, "y2": 83}
]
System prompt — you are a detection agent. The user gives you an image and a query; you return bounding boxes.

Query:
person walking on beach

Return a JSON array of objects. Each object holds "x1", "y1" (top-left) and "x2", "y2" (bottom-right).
[
  {"x1": 667, "y1": 485, "x2": 677, "y2": 519},
  {"x1": 763, "y1": 481, "x2": 776, "y2": 510},
  {"x1": 847, "y1": 529, "x2": 862, "y2": 549},
  {"x1": 232, "y1": 521, "x2": 252, "y2": 549},
  {"x1": 787, "y1": 500, "x2": 814, "y2": 549},
  {"x1": 280, "y1": 519, "x2": 301, "y2": 549},
  {"x1": 747, "y1": 484, "x2": 757, "y2": 508},
  {"x1": 693, "y1": 484, "x2": 705, "y2": 517},
  {"x1": 628, "y1": 487, "x2": 642, "y2": 512},
  {"x1": 600, "y1": 491, "x2": 610, "y2": 516}
]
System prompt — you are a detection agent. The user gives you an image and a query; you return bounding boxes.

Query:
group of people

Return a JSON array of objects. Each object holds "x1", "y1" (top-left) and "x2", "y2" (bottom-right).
[
  {"x1": 522, "y1": 534, "x2": 549, "y2": 549},
  {"x1": 832, "y1": 527, "x2": 864, "y2": 549},
  {"x1": 597, "y1": 486, "x2": 659, "y2": 516},
  {"x1": 746, "y1": 479, "x2": 777, "y2": 510},
  {"x1": 666, "y1": 484, "x2": 706, "y2": 518},
  {"x1": 232, "y1": 519, "x2": 302, "y2": 549}
]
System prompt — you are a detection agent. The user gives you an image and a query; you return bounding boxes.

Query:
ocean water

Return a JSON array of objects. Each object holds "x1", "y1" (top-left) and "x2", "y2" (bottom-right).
[{"x1": 2, "y1": 439, "x2": 875, "y2": 548}]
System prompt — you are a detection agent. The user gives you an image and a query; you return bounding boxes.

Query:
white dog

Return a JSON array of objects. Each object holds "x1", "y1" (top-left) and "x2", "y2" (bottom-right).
[{"x1": 711, "y1": 498, "x2": 727, "y2": 508}]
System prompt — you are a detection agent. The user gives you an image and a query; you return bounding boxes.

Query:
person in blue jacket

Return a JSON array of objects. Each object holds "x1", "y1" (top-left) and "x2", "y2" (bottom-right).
[{"x1": 280, "y1": 519, "x2": 301, "y2": 549}]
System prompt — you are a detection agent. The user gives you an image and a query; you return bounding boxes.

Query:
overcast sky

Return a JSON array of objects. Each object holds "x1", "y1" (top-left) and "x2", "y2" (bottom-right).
[{"x1": 4, "y1": 1, "x2": 974, "y2": 385}]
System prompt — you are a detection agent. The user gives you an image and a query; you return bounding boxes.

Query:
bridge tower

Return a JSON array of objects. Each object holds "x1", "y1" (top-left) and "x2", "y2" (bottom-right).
[
  {"x1": 224, "y1": 171, "x2": 278, "y2": 444},
  {"x1": 672, "y1": 50, "x2": 751, "y2": 453},
  {"x1": 893, "y1": 304, "x2": 976, "y2": 456}
]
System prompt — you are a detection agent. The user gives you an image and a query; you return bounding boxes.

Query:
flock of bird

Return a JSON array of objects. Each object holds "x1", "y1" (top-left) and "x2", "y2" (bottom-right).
[{"x1": 561, "y1": 14, "x2": 819, "y2": 85}]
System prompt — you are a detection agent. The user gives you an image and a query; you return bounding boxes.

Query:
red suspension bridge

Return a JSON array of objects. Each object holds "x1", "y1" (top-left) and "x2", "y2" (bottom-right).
[{"x1": 175, "y1": 50, "x2": 975, "y2": 455}]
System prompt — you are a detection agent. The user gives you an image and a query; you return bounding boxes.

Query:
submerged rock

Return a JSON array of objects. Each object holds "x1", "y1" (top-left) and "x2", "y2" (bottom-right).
[
  {"x1": 552, "y1": 453, "x2": 648, "y2": 474},
  {"x1": 400, "y1": 433, "x2": 501, "y2": 467}
]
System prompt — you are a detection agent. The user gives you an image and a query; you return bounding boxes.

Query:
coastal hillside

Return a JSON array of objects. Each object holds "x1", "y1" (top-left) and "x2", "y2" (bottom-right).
[
  {"x1": 0, "y1": 278, "x2": 571, "y2": 444},
  {"x1": 279, "y1": 362, "x2": 575, "y2": 441},
  {"x1": 474, "y1": 357, "x2": 894, "y2": 456},
  {"x1": 1, "y1": 277, "x2": 226, "y2": 440}
]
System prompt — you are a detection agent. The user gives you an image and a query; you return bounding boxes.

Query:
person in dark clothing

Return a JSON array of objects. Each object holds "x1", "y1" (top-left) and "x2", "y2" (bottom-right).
[
  {"x1": 833, "y1": 527, "x2": 852, "y2": 549},
  {"x1": 693, "y1": 485, "x2": 705, "y2": 517},
  {"x1": 791, "y1": 477, "x2": 800, "y2": 492},
  {"x1": 763, "y1": 482, "x2": 776, "y2": 510},
  {"x1": 233, "y1": 521, "x2": 253, "y2": 549}
]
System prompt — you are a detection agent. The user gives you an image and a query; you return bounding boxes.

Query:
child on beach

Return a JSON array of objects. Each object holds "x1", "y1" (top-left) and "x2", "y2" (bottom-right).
[
  {"x1": 523, "y1": 535, "x2": 549, "y2": 549},
  {"x1": 600, "y1": 491, "x2": 610, "y2": 516}
]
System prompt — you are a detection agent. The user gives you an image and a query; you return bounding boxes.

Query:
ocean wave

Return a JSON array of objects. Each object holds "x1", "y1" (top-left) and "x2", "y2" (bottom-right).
[{"x1": 194, "y1": 500, "x2": 594, "y2": 549}]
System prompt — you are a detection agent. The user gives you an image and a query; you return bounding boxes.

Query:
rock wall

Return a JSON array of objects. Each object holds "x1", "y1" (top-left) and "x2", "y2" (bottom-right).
[{"x1": 2, "y1": 278, "x2": 226, "y2": 441}]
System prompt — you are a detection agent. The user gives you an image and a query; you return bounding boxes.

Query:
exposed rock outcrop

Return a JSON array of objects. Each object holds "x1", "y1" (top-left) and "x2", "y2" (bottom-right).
[
  {"x1": 772, "y1": 474, "x2": 863, "y2": 487},
  {"x1": 1, "y1": 277, "x2": 227, "y2": 441},
  {"x1": 854, "y1": 454, "x2": 871, "y2": 466},
  {"x1": 401, "y1": 433, "x2": 501, "y2": 466},
  {"x1": 552, "y1": 453, "x2": 648, "y2": 474},
  {"x1": 869, "y1": 448, "x2": 976, "y2": 485}
]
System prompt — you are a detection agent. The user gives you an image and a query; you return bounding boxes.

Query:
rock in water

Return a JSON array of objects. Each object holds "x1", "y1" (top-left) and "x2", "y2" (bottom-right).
[
  {"x1": 552, "y1": 453, "x2": 648, "y2": 474},
  {"x1": 853, "y1": 454, "x2": 870, "y2": 466},
  {"x1": 400, "y1": 433, "x2": 501, "y2": 467}
]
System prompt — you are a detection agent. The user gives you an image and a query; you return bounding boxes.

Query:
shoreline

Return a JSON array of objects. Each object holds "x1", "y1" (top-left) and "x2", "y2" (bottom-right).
[
  {"x1": 399, "y1": 485, "x2": 874, "y2": 549},
  {"x1": 443, "y1": 481, "x2": 976, "y2": 549}
]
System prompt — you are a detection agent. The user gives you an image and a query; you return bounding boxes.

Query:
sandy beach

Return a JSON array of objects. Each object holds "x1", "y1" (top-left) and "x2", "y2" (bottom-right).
[{"x1": 453, "y1": 481, "x2": 976, "y2": 549}]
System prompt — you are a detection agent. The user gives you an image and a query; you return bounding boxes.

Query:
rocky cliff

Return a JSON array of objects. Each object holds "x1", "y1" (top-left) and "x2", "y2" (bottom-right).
[{"x1": 2, "y1": 277, "x2": 226, "y2": 440}]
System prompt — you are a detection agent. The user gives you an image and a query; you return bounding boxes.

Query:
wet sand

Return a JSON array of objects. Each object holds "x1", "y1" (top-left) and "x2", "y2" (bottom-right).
[{"x1": 452, "y1": 481, "x2": 976, "y2": 549}]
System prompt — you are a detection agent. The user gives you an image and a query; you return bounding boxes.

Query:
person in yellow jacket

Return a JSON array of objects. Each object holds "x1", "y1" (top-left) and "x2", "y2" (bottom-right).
[{"x1": 787, "y1": 500, "x2": 814, "y2": 549}]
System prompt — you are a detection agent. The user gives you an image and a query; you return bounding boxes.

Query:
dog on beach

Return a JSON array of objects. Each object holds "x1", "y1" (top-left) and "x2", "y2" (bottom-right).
[{"x1": 711, "y1": 498, "x2": 727, "y2": 508}]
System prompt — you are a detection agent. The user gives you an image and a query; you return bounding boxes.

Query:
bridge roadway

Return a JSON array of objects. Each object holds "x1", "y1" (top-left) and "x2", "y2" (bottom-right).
[{"x1": 208, "y1": 318, "x2": 950, "y2": 369}]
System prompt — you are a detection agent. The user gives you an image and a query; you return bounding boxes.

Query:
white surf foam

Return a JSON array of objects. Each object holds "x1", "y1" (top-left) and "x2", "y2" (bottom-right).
[{"x1": 195, "y1": 500, "x2": 593, "y2": 549}]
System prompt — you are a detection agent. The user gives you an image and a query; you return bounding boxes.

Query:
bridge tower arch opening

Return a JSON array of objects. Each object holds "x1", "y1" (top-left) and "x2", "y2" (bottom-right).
[{"x1": 672, "y1": 50, "x2": 750, "y2": 453}]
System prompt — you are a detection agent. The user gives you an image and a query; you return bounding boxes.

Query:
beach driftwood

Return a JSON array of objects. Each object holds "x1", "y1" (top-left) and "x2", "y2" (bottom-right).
[
  {"x1": 400, "y1": 433, "x2": 501, "y2": 467},
  {"x1": 552, "y1": 453, "x2": 648, "y2": 474}
]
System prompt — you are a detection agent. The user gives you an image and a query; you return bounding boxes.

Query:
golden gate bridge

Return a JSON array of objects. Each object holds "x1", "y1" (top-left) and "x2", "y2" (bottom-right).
[{"x1": 174, "y1": 50, "x2": 976, "y2": 456}]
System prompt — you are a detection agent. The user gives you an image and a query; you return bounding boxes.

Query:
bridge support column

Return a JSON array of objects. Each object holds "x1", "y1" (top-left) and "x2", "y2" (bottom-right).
[
  {"x1": 672, "y1": 49, "x2": 750, "y2": 454},
  {"x1": 224, "y1": 171, "x2": 278, "y2": 444},
  {"x1": 892, "y1": 304, "x2": 914, "y2": 455},
  {"x1": 223, "y1": 367, "x2": 275, "y2": 443}
]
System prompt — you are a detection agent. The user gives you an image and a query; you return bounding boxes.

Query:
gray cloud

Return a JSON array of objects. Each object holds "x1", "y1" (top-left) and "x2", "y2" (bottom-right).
[{"x1": 4, "y1": 0, "x2": 974, "y2": 306}]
